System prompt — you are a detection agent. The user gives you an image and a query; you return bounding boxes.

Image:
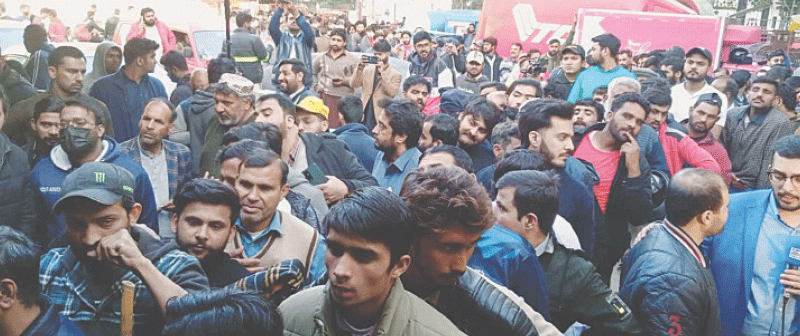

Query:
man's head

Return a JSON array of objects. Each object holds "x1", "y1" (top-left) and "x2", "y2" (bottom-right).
[
  {"x1": 208, "y1": 56, "x2": 237, "y2": 84},
  {"x1": 47, "y1": 46, "x2": 87, "y2": 96},
  {"x1": 592, "y1": 86, "x2": 608, "y2": 103},
  {"x1": 482, "y1": 37, "x2": 497, "y2": 55},
  {"x1": 235, "y1": 149, "x2": 290, "y2": 231},
  {"x1": 458, "y1": 97, "x2": 504, "y2": 147},
  {"x1": 776, "y1": 83, "x2": 797, "y2": 114},
  {"x1": 605, "y1": 77, "x2": 641, "y2": 111},
  {"x1": 412, "y1": 31, "x2": 433, "y2": 59},
  {"x1": 31, "y1": 96, "x2": 64, "y2": 149},
  {"x1": 659, "y1": 57, "x2": 683, "y2": 85},
  {"x1": 138, "y1": 98, "x2": 176, "y2": 148},
  {"x1": 768, "y1": 50, "x2": 787, "y2": 67},
  {"x1": 328, "y1": 28, "x2": 347, "y2": 53},
  {"x1": 373, "y1": 99, "x2": 424, "y2": 155},
  {"x1": 190, "y1": 69, "x2": 209, "y2": 92},
  {"x1": 419, "y1": 113, "x2": 458, "y2": 151},
  {"x1": 255, "y1": 93, "x2": 297, "y2": 136},
  {"x1": 560, "y1": 45, "x2": 585, "y2": 76},
  {"x1": 686, "y1": 92, "x2": 723, "y2": 136},
  {"x1": 324, "y1": 187, "x2": 413, "y2": 311},
  {"x1": 172, "y1": 179, "x2": 240, "y2": 260},
  {"x1": 400, "y1": 31, "x2": 412, "y2": 45},
  {"x1": 643, "y1": 89, "x2": 671, "y2": 130},
  {"x1": 277, "y1": 59, "x2": 307, "y2": 94},
  {"x1": 296, "y1": 96, "x2": 329, "y2": 134},
  {"x1": 617, "y1": 49, "x2": 633, "y2": 69},
  {"x1": 163, "y1": 288, "x2": 283, "y2": 336},
  {"x1": 494, "y1": 170, "x2": 560, "y2": 240},
  {"x1": 480, "y1": 82, "x2": 507, "y2": 96},
  {"x1": 605, "y1": 92, "x2": 650, "y2": 144},
  {"x1": 465, "y1": 51, "x2": 485, "y2": 77},
  {"x1": 510, "y1": 43, "x2": 522, "y2": 60},
  {"x1": 492, "y1": 149, "x2": 550, "y2": 186},
  {"x1": 123, "y1": 38, "x2": 159, "y2": 73},
  {"x1": 400, "y1": 166, "x2": 493, "y2": 288},
  {"x1": 485, "y1": 90, "x2": 507, "y2": 111},
  {"x1": 338, "y1": 95, "x2": 363, "y2": 125},
  {"x1": 214, "y1": 73, "x2": 255, "y2": 127},
  {"x1": 683, "y1": 47, "x2": 712, "y2": 84},
  {"x1": 418, "y1": 145, "x2": 475, "y2": 174},
  {"x1": 746, "y1": 76, "x2": 779, "y2": 112},
  {"x1": 236, "y1": 12, "x2": 253, "y2": 29},
  {"x1": 354, "y1": 21, "x2": 365, "y2": 33},
  {"x1": 160, "y1": 51, "x2": 189, "y2": 84},
  {"x1": 103, "y1": 46, "x2": 123, "y2": 75},
  {"x1": 402, "y1": 75, "x2": 431, "y2": 109},
  {"x1": 0, "y1": 225, "x2": 42, "y2": 315},
  {"x1": 573, "y1": 98, "x2": 604, "y2": 131},
  {"x1": 141, "y1": 7, "x2": 156, "y2": 26},
  {"x1": 547, "y1": 39, "x2": 560, "y2": 56},
  {"x1": 217, "y1": 139, "x2": 276, "y2": 188},
  {"x1": 59, "y1": 99, "x2": 106, "y2": 158},
  {"x1": 713, "y1": 67, "x2": 729, "y2": 80},
  {"x1": 770, "y1": 135, "x2": 800, "y2": 212},
  {"x1": 711, "y1": 78, "x2": 737, "y2": 103},
  {"x1": 19, "y1": 4, "x2": 30, "y2": 16},
  {"x1": 518, "y1": 99, "x2": 575, "y2": 168},
  {"x1": 490, "y1": 120, "x2": 521, "y2": 160},
  {"x1": 665, "y1": 168, "x2": 729, "y2": 237},
  {"x1": 372, "y1": 40, "x2": 392, "y2": 65},
  {"x1": 507, "y1": 79, "x2": 542, "y2": 110},
  {"x1": 23, "y1": 24, "x2": 47, "y2": 54},
  {"x1": 587, "y1": 33, "x2": 621, "y2": 65}
]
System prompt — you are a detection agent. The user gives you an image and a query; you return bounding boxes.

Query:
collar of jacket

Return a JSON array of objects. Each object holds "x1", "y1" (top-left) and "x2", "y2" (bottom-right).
[{"x1": 316, "y1": 278, "x2": 412, "y2": 335}]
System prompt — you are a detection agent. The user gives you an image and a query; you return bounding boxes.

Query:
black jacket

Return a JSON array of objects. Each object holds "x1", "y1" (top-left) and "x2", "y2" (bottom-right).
[
  {"x1": 21, "y1": 303, "x2": 86, "y2": 336},
  {"x1": 300, "y1": 133, "x2": 378, "y2": 192},
  {"x1": 200, "y1": 251, "x2": 251, "y2": 288},
  {"x1": 0, "y1": 133, "x2": 39, "y2": 243},
  {"x1": 226, "y1": 27, "x2": 269, "y2": 84}
]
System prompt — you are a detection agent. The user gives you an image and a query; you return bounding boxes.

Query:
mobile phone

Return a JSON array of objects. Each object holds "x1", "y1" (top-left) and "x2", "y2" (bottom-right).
[
  {"x1": 365, "y1": 55, "x2": 379, "y2": 64},
  {"x1": 302, "y1": 164, "x2": 329, "y2": 186}
]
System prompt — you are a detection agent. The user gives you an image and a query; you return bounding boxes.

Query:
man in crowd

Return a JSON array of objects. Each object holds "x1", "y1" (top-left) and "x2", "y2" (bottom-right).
[
  {"x1": 91, "y1": 38, "x2": 168, "y2": 143},
  {"x1": 707, "y1": 135, "x2": 800, "y2": 336},
  {"x1": 371, "y1": 99, "x2": 423, "y2": 195},
  {"x1": 313, "y1": 28, "x2": 358, "y2": 128},
  {"x1": 682, "y1": 93, "x2": 733, "y2": 184},
  {"x1": 23, "y1": 24, "x2": 53, "y2": 91},
  {"x1": 540, "y1": 39, "x2": 561, "y2": 73},
  {"x1": 228, "y1": 13, "x2": 268, "y2": 86},
  {"x1": 198, "y1": 73, "x2": 256, "y2": 176},
  {"x1": 351, "y1": 40, "x2": 401, "y2": 129},
  {"x1": 659, "y1": 57, "x2": 683, "y2": 86},
  {"x1": 418, "y1": 113, "x2": 459, "y2": 152},
  {"x1": 402, "y1": 75, "x2": 435, "y2": 115},
  {"x1": 269, "y1": 1, "x2": 315, "y2": 83},
  {"x1": 0, "y1": 226, "x2": 85, "y2": 336},
  {"x1": 475, "y1": 120, "x2": 520, "y2": 193},
  {"x1": 620, "y1": 168, "x2": 726, "y2": 336},
  {"x1": 295, "y1": 96, "x2": 330, "y2": 134},
  {"x1": 332, "y1": 95, "x2": 378, "y2": 172},
  {"x1": 456, "y1": 51, "x2": 490, "y2": 94},
  {"x1": 163, "y1": 288, "x2": 283, "y2": 336},
  {"x1": 573, "y1": 93, "x2": 654, "y2": 280},
  {"x1": 0, "y1": 95, "x2": 39, "y2": 246},
  {"x1": 481, "y1": 37, "x2": 503, "y2": 82},
  {"x1": 409, "y1": 31, "x2": 453, "y2": 90},
  {"x1": 120, "y1": 98, "x2": 192, "y2": 235},
  {"x1": 40, "y1": 162, "x2": 207, "y2": 336},
  {"x1": 722, "y1": 77, "x2": 795, "y2": 191},
  {"x1": 171, "y1": 178, "x2": 250, "y2": 288},
  {"x1": 507, "y1": 78, "x2": 542, "y2": 113},
  {"x1": 277, "y1": 59, "x2": 315, "y2": 104},
  {"x1": 82, "y1": 42, "x2": 122, "y2": 94},
  {"x1": 458, "y1": 97, "x2": 504, "y2": 172},
  {"x1": 548, "y1": 45, "x2": 585, "y2": 93},
  {"x1": 568, "y1": 33, "x2": 636, "y2": 103},
  {"x1": 160, "y1": 51, "x2": 192, "y2": 106},
  {"x1": 254, "y1": 93, "x2": 377, "y2": 204},
  {"x1": 21, "y1": 96, "x2": 61, "y2": 166},
  {"x1": 495, "y1": 170, "x2": 643, "y2": 334},
  {"x1": 279, "y1": 187, "x2": 465, "y2": 335},
  {"x1": 669, "y1": 47, "x2": 728, "y2": 139},
  {"x1": 617, "y1": 49, "x2": 633, "y2": 70},
  {"x1": 572, "y1": 98, "x2": 604, "y2": 132},
  {"x1": 32, "y1": 99, "x2": 159, "y2": 245},
  {"x1": 126, "y1": 7, "x2": 176, "y2": 58}
]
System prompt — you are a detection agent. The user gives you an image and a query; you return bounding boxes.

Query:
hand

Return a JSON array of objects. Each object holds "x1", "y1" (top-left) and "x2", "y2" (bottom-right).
[
  {"x1": 318, "y1": 175, "x2": 349, "y2": 203},
  {"x1": 87, "y1": 229, "x2": 148, "y2": 270},
  {"x1": 781, "y1": 269, "x2": 800, "y2": 297},
  {"x1": 730, "y1": 173, "x2": 750, "y2": 191},
  {"x1": 287, "y1": 3, "x2": 299, "y2": 17},
  {"x1": 298, "y1": 4, "x2": 308, "y2": 16},
  {"x1": 228, "y1": 247, "x2": 265, "y2": 273},
  {"x1": 620, "y1": 132, "x2": 641, "y2": 178}
]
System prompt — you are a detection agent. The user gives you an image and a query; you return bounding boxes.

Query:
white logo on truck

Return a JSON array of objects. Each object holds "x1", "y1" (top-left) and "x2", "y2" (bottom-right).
[{"x1": 512, "y1": 4, "x2": 572, "y2": 44}]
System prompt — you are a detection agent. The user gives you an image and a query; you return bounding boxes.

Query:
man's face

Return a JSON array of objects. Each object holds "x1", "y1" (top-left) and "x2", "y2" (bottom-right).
[
  {"x1": 617, "y1": 53, "x2": 631, "y2": 68},
  {"x1": 400, "y1": 34, "x2": 411, "y2": 45},
  {"x1": 608, "y1": 102, "x2": 647, "y2": 144},
  {"x1": 214, "y1": 92, "x2": 250, "y2": 127},
  {"x1": 417, "y1": 151, "x2": 457, "y2": 171},
  {"x1": 508, "y1": 84, "x2": 538, "y2": 109},
  {"x1": 645, "y1": 104, "x2": 669, "y2": 130},
  {"x1": 466, "y1": 61, "x2": 483, "y2": 77},
  {"x1": 355, "y1": 23, "x2": 365, "y2": 33},
  {"x1": 286, "y1": 14, "x2": 300, "y2": 32},
  {"x1": 414, "y1": 39, "x2": 431, "y2": 58},
  {"x1": 49, "y1": 57, "x2": 86, "y2": 95},
  {"x1": 746, "y1": 82, "x2": 778, "y2": 110},
  {"x1": 771, "y1": 153, "x2": 800, "y2": 211},
  {"x1": 31, "y1": 112, "x2": 61, "y2": 148},
  {"x1": 458, "y1": 113, "x2": 488, "y2": 146},
  {"x1": 494, "y1": 187, "x2": 524, "y2": 236},
  {"x1": 418, "y1": 121, "x2": 437, "y2": 152},
  {"x1": 687, "y1": 102, "x2": 720, "y2": 135},
  {"x1": 529, "y1": 51, "x2": 541, "y2": 61},
  {"x1": 467, "y1": 24, "x2": 475, "y2": 33},
  {"x1": 683, "y1": 54, "x2": 710, "y2": 83},
  {"x1": 482, "y1": 43, "x2": 494, "y2": 55},
  {"x1": 375, "y1": 51, "x2": 390, "y2": 65},
  {"x1": 296, "y1": 110, "x2": 327, "y2": 134},
  {"x1": 372, "y1": 109, "x2": 399, "y2": 153},
  {"x1": 409, "y1": 223, "x2": 483, "y2": 287},
  {"x1": 326, "y1": 229, "x2": 407, "y2": 313},
  {"x1": 219, "y1": 158, "x2": 240, "y2": 189},
  {"x1": 560, "y1": 53, "x2": 583, "y2": 75},
  {"x1": 660, "y1": 65, "x2": 680, "y2": 85},
  {"x1": 573, "y1": 104, "x2": 598, "y2": 130},
  {"x1": 329, "y1": 35, "x2": 345, "y2": 52},
  {"x1": 533, "y1": 117, "x2": 574, "y2": 168},
  {"x1": 278, "y1": 64, "x2": 301, "y2": 93},
  {"x1": 143, "y1": 11, "x2": 156, "y2": 26},
  {"x1": 486, "y1": 91, "x2": 507, "y2": 111},
  {"x1": 104, "y1": 48, "x2": 122, "y2": 74},
  {"x1": 548, "y1": 42, "x2": 560, "y2": 55},
  {"x1": 65, "y1": 201, "x2": 139, "y2": 264},
  {"x1": 60, "y1": 105, "x2": 104, "y2": 150},
  {"x1": 172, "y1": 202, "x2": 233, "y2": 260},
  {"x1": 587, "y1": 42, "x2": 604, "y2": 65},
  {"x1": 138, "y1": 101, "x2": 172, "y2": 147},
  {"x1": 404, "y1": 84, "x2": 429, "y2": 109},
  {"x1": 592, "y1": 91, "x2": 606, "y2": 103},
  {"x1": 235, "y1": 164, "x2": 288, "y2": 228},
  {"x1": 770, "y1": 55, "x2": 786, "y2": 66},
  {"x1": 255, "y1": 98, "x2": 290, "y2": 133},
  {"x1": 21, "y1": 5, "x2": 30, "y2": 16},
  {"x1": 510, "y1": 45, "x2": 521, "y2": 60}
]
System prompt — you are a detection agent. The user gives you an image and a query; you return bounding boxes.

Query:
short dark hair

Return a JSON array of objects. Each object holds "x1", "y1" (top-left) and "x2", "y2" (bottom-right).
[
  {"x1": 402, "y1": 75, "x2": 431, "y2": 93},
  {"x1": 610, "y1": 92, "x2": 650, "y2": 117},
  {"x1": 163, "y1": 288, "x2": 282, "y2": 336},
  {"x1": 716, "y1": 79, "x2": 739, "y2": 98},
  {"x1": 412, "y1": 31, "x2": 432, "y2": 44},
  {"x1": 62, "y1": 98, "x2": 104, "y2": 125},
  {"x1": 665, "y1": 169, "x2": 726, "y2": 227},
  {"x1": 507, "y1": 78, "x2": 542, "y2": 98},
  {"x1": 330, "y1": 28, "x2": 346, "y2": 41},
  {"x1": 422, "y1": 145, "x2": 475, "y2": 173},
  {"x1": 48, "y1": 46, "x2": 85, "y2": 68},
  {"x1": 378, "y1": 99, "x2": 424, "y2": 148},
  {"x1": 33, "y1": 95, "x2": 64, "y2": 120},
  {"x1": 574, "y1": 99, "x2": 604, "y2": 122},
  {"x1": 480, "y1": 82, "x2": 507, "y2": 94},
  {"x1": 512, "y1": 42, "x2": 523, "y2": 49},
  {"x1": 141, "y1": 7, "x2": 154, "y2": 16},
  {"x1": 777, "y1": 83, "x2": 797, "y2": 112},
  {"x1": 640, "y1": 77, "x2": 671, "y2": 94},
  {"x1": 518, "y1": 99, "x2": 574, "y2": 148},
  {"x1": 173, "y1": 179, "x2": 241, "y2": 224},
  {"x1": 619, "y1": 49, "x2": 632, "y2": 57},
  {"x1": 463, "y1": 97, "x2": 504, "y2": 137},
  {"x1": 208, "y1": 56, "x2": 236, "y2": 84},
  {"x1": 325, "y1": 187, "x2": 413, "y2": 265},
  {"x1": 495, "y1": 170, "x2": 560, "y2": 233},
  {"x1": 0, "y1": 226, "x2": 41, "y2": 307},
  {"x1": 542, "y1": 83, "x2": 568, "y2": 100},
  {"x1": 593, "y1": 86, "x2": 608, "y2": 96},
  {"x1": 484, "y1": 36, "x2": 498, "y2": 46},
  {"x1": 643, "y1": 88, "x2": 672, "y2": 108},
  {"x1": 400, "y1": 30, "x2": 412, "y2": 38},
  {"x1": 751, "y1": 76, "x2": 779, "y2": 91},
  {"x1": 373, "y1": 40, "x2": 392, "y2": 53},
  {"x1": 338, "y1": 95, "x2": 363, "y2": 124},
  {"x1": 493, "y1": 149, "x2": 550, "y2": 184},
  {"x1": 491, "y1": 120, "x2": 520, "y2": 147},
  {"x1": 660, "y1": 57, "x2": 684, "y2": 73},
  {"x1": 591, "y1": 34, "x2": 621, "y2": 56},
  {"x1": 767, "y1": 65, "x2": 793, "y2": 83},
  {"x1": 222, "y1": 123, "x2": 282, "y2": 153},
  {"x1": 400, "y1": 166, "x2": 494, "y2": 234},
  {"x1": 160, "y1": 51, "x2": 189, "y2": 71},
  {"x1": 277, "y1": 58, "x2": 307, "y2": 76},
  {"x1": 218, "y1": 139, "x2": 271, "y2": 163},
  {"x1": 774, "y1": 135, "x2": 800, "y2": 159},
  {"x1": 643, "y1": 54, "x2": 665, "y2": 69},
  {"x1": 424, "y1": 113, "x2": 459, "y2": 146},
  {"x1": 123, "y1": 37, "x2": 160, "y2": 65},
  {"x1": 547, "y1": 39, "x2": 560, "y2": 45},
  {"x1": 23, "y1": 24, "x2": 47, "y2": 52},
  {"x1": 241, "y1": 148, "x2": 288, "y2": 185},
  {"x1": 257, "y1": 93, "x2": 297, "y2": 118},
  {"x1": 236, "y1": 13, "x2": 253, "y2": 27}
]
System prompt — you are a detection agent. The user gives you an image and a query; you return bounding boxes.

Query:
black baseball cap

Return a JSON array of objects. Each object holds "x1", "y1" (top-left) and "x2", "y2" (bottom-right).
[
  {"x1": 53, "y1": 162, "x2": 135, "y2": 213},
  {"x1": 686, "y1": 47, "x2": 713, "y2": 63},
  {"x1": 591, "y1": 33, "x2": 621, "y2": 56},
  {"x1": 561, "y1": 45, "x2": 586, "y2": 60},
  {"x1": 695, "y1": 92, "x2": 723, "y2": 108}
]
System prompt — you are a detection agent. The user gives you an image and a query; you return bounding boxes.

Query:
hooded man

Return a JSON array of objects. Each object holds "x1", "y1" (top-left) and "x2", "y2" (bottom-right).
[{"x1": 82, "y1": 42, "x2": 122, "y2": 94}]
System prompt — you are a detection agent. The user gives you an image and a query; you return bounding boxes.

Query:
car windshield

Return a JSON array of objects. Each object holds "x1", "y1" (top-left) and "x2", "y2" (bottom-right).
[
  {"x1": 193, "y1": 30, "x2": 226, "y2": 61},
  {"x1": 0, "y1": 28, "x2": 24, "y2": 51}
]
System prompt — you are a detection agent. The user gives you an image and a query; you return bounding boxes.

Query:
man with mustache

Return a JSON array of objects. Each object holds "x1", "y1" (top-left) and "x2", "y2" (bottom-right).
[
  {"x1": 23, "y1": 96, "x2": 62, "y2": 167},
  {"x1": 572, "y1": 98, "x2": 604, "y2": 132},
  {"x1": 408, "y1": 31, "x2": 454, "y2": 90},
  {"x1": 681, "y1": 93, "x2": 733, "y2": 184},
  {"x1": 277, "y1": 59, "x2": 315, "y2": 104},
  {"x1": 669, "y1": 47, "x2": 728, "y2": 139},
  {"x1": 567, "y1": 33, "x2": 636, "y2": 103},
  {"x1": 120, "y1": 98, "x2": 192, "y2": 235},
  {"x1": 125, "y1": 7, "x2": 176, "y2": 58},
  {"x1": 457, "y1": 97, "x2": 504, "y2": 172}
]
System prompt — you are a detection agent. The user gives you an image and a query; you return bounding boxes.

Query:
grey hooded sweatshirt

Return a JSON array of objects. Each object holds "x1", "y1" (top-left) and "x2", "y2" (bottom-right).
[{"x1": 82, "y1": 42, "x2": 122, "y2": 94}]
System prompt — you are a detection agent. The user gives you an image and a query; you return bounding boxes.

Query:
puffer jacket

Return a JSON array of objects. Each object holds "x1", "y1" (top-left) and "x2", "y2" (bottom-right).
[
  {"x1": 620, "y1": 222, "x2": 721, "y2": 336},
  {"x1": 279, "y1": 279, "x2": 466, "y2": 335},
  {"x1": 226, "y1": 28, "x2": 268, "y2": 84},
  {"x1": 0, "y1": 132, "x2": 39, "y2": 242}
]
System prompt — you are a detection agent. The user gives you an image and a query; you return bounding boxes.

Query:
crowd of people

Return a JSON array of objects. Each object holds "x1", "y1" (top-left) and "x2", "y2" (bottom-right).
[{"x1": 3, "y1": 1, "x2": 800, "y2": 336}]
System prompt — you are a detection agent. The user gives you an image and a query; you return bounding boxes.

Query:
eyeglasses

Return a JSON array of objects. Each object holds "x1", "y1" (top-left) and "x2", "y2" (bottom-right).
[
  {"x1": 58, "y1": 119, "x2": 96, "y2": 129},
  {"x1": 767, "y1": 170, "x2": 800, "y2": 190}
]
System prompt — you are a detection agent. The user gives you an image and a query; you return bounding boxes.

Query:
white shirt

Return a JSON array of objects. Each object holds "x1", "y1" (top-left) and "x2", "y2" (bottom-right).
[
  {"x1": 144, "y1": 25, "x2": 162, "y2": 59},
  {"x1": 669, "y1": 81, "x2": 729, "y2": 126}
]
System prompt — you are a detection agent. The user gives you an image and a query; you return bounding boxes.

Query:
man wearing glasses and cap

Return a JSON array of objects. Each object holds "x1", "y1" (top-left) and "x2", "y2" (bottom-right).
[
  {"x1": 669, "y1": 47, "x2": 729, "y2": 139},
  {"x1": 681, "y1": 92, "x2": 734, "y2": 184}
]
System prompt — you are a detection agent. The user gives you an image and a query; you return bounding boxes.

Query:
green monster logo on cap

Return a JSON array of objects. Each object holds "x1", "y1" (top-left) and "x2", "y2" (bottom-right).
[
  {"x1": 95, "y1": 172, "x2": 106, "y2": 183},
  {"x1": 123, "y1": 185, "x2": 134, "y2": 194}
]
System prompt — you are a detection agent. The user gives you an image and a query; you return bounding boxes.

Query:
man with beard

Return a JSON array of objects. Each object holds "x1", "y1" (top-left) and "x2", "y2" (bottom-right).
[
  {"x1": 170, "y1": 178, "x2": 250, "y2": 288},
  {"x1": 456, "y1": 51, "x2": 490, "y2": 94},
  {"x1": 351, "y1": 40, "x2": 402, "y2": 129},
  {"x1": 31, "y1": 99, "x2": 159, "y2": 246},
  {"x1": 5, "y1": 46, "x2": 114, "y2": 145},
  {"x1": 617, "y1": 49, "x2": 633, "y2": 71},
  {"x1": 227, "y1": 13, "x2": 268, "y2": 86},
  {"x1": 418, "y1": 113, "x2": 459, "y2": 152},
  {"x1": 408, "y1": 31, "x2": 453, "y2": 90},
  {"x1": 120, "y1": 99, "x2": 192, "y2": 235},
  {"x1": 81, "y1": 42, "x2": 122, "y2": 94},
  {"x1": 572, "y1": 98, "x2": 604, "y2": 132},
  {"x1": 464, "y1": 23, "x2": 476, "y2": 51},
  {"x1": 278, "y1": 59, "x2": 315, "y2": 104},
  {"x1": 371, "y1": 99, "x2": 424, "y2": 195},
  {"x1": 269, "y1": 1, "x2": 315, "y2": 85},
  {"x1": 567, "y1": 33, "x2": 636, "y2": 103},
  {"x1": 506, "y1": 78, "x2": 542, "y2": 115},
  {"x1": 40, "y1": 162, "x2": 208, "y2": 336},
  {"x1": 481, "y1": 37, "x2": 504, "y2": 82},
  {"x1": 160, "y1": 51, "x2": 193, "y2": 107},
  {"x1": 659, "y1": 57, "x2": 683, "y2": 86},
  {"x1": 126, "y1": 7, "x2": 176, "y2": 58},
  {"x1": 23, "y1": 23, "x2": 53, "y2": 91},
  {"x1": 22, "y1": 96, "x2": 61, "y2": 167},
  {"x1": 548, "y1": 45, "x2": 585, "y2": 94},
  {"x1": 313, "y1": 28, "x2": 358, "y2": 128},
  {"x1": 539, "y1": 39, "x2": 561, "y2": 73},
  {"x1": 722, "y1": 77, "x2": 795, "y2": 191},
  {"x1": 457, "y1": 98, "x2": 505, "y2": 172},
  {"x1": 681, "y1": 93, "x2": 733, "y2": 184},
  {"x1": 573, "y1": 93, "x2": 654, "y2": 281},
  {"x1": 402, "y1": 75, "x2": 435, "y2": 114},
  {"x1": 705, "y1": 135, "x2": 800, "y2": 336},
  {"x1": 669, "y1": 47, "x2": 728, "y2": 140}
]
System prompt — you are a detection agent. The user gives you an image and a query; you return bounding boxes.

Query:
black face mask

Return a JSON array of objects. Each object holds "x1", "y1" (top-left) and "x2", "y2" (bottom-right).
[{"x1": 60, "y1": 127, "x2": 96, "y2": 155}]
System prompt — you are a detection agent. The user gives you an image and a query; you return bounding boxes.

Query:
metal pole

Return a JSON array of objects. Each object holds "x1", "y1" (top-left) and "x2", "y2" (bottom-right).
[{"x1": 225, "y1": 0, "x2": 232, "y2": 59}]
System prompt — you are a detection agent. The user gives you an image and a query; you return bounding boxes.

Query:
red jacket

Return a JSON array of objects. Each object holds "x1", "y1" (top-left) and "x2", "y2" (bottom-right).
[
  {"x1": 126, "y1": 20, "x2": 176, "y2": 53},
  {"x1": 48, "y1": 18, "x2": 67, "y2": 42},
  {"x1": 657, "y1": 123, "x2": 721, "y2": 176}
]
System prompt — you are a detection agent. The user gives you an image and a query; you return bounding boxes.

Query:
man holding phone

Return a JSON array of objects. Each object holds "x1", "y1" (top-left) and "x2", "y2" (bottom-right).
[
  {"x1": 351, "y1": 40, "x2": 402, "y2": 130},
  {"x1": 312, "y1": 28, "x2": 358, "y2": 128}
]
